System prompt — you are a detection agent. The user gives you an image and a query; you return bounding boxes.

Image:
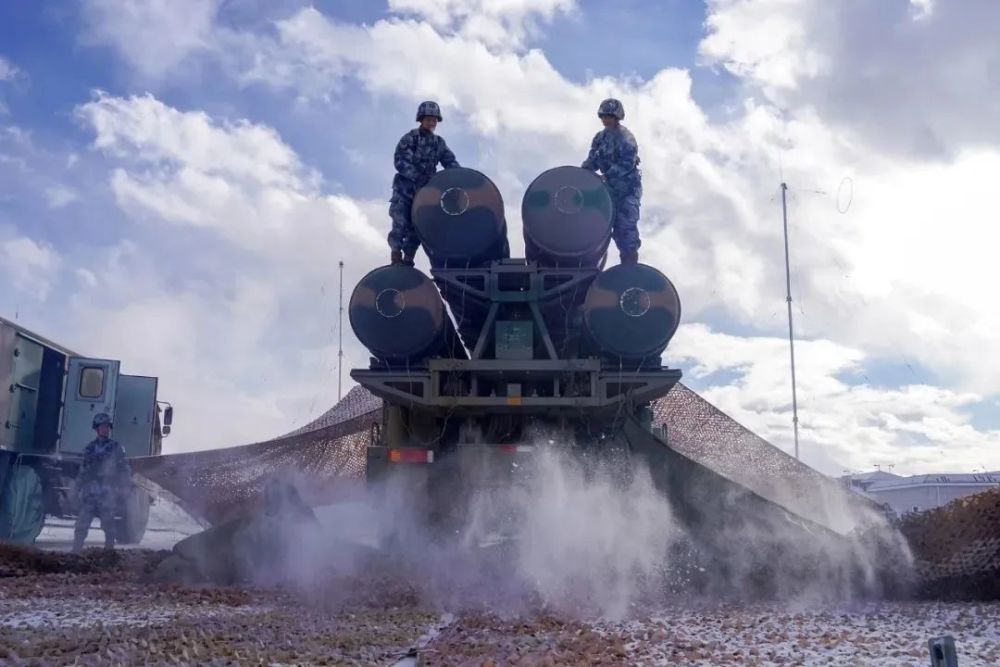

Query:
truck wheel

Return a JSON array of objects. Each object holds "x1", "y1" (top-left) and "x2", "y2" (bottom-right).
[
  {"x1": 116, "y1": 487, "x2": 151, "y2": 545},
  {"x1": 0, "y1": 461, "x2": 46, "y2": 545}
]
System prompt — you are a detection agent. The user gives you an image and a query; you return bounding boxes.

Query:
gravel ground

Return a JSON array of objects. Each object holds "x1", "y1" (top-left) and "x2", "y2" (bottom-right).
[
  {"x1": 0, "y1": 546, "x2": 438, "y2": 666},
  {"x1": 612, "y1": 603, "x2": 1000, "y2": 666},
  {"x1": 4, "y1": 546, "x2": 1000, "y2": 667},
  {"x1": 413, "y1": 603, "x2": 1000, "y2": 666}
]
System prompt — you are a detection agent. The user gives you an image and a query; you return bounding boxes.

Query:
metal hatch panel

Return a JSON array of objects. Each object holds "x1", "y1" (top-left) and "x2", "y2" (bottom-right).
[
  {"x1": 114, "y1": 375, "x2": 158, "y2": 458},
  {"x1": 59, "y1": 357, "x2": 120, "y2": 455}
]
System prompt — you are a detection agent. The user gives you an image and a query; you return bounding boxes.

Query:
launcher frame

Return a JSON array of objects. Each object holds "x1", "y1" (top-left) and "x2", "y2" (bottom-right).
[{"x1": 351, "y1": 259, "x2": 682, "y2": 417}]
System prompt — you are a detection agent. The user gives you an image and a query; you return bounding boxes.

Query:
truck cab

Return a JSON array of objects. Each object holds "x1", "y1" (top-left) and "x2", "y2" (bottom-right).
[{"x1": 0, "y1": 316, "x2": 172, "y2": 545}]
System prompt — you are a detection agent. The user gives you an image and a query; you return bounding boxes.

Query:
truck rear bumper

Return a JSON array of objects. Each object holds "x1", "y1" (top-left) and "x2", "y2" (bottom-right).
[{"x1": 352, "y1": 363, "x2": 681, "y2": 415}]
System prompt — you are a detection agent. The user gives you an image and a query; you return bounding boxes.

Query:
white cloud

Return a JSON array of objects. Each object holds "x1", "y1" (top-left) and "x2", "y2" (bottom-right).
[
  {"x1": 45, "y1": 186, "x2": 78, "y2": 208},
  {"x1": 0, "y1": 56, "x2": 21, "y2": 82},
  {"x1": 0, "y1": 227, "x2": 61, "y2": 300},
  {"x1": 79, "y1": 0, "x2": 222, "y2": 79},
  {"x1": 242, "y1": 8, "x2": 594, "y2": 136},
  {"x1": 0, "y1": 124, "x2": 87, "y2": 214},
  {"x1": 0, "y1": 56, "x2": 23, "y2": 116},
  {"x1": 910, "y1": 0, "x2": 936, "y2": 20},
  {"x1": 699, "y1": 0, "x2": 827, "y2": 92},
  {"x1": 387, "y1": 0, "x2": 577, "y2": 49},
  {"x1": 668, "y1": 324, "x2": 1000, "y2": 475},
  {"x1": 699, "y1": 0, "x2": 1000, "y2": 158},
  {"x1": 75, "y1": 268, "x2": 98, "y2": 288},
  {"x1": 80, "y1": 92, "x2": 307, "y2": 189},
  {"x1": 65, "y1": 270, "x2": 376, "y2": 451},
  {"x1": 66, "y1": 92, "x2": 390, "y2": 451},
  {"x1": 77, "y1": 92, "x2": 384, "y2": 258}
]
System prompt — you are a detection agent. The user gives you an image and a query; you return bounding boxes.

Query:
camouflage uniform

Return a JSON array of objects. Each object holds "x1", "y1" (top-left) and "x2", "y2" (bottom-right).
[
  {"x1": 73, "y1": 429, "x2": 131, "y2": 551},
  {"x1": 388, "y1": 102, "x2": 460, "y2": 258},
  {"x1": 581, "y1": 99, "x2": 642, "y2": 256}
]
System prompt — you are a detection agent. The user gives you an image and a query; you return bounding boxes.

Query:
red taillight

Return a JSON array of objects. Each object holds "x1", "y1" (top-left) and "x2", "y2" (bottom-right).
[{"x1": 388, "y1": 449, "x2": 434, "y2": 463}]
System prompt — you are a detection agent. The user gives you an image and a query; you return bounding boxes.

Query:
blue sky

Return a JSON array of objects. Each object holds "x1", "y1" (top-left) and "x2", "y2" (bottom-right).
[
  {"x1": 0, "y1": 0, "x2": 727, "y2": 197},
  {"x1": 1, "y1": 0, "x2": 998, "y2": 473}
]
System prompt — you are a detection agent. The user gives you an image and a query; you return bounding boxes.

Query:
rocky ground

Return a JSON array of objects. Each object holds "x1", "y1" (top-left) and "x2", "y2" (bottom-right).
[
  {"x1": 3, "y1": 545, "x2": 1000, "y2": 666},
  {"x1": 417, "y1": 604, "x2": 1000, "y2": 666},
  {"x1": 5, "y1": 498, "x2": 999, "y2": 665},
  {"x1": 0, "y1": 545, "x2": 438, "y2": 666}
]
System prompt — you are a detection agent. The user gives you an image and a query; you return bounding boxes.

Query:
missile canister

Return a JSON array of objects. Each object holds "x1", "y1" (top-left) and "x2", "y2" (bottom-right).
[
  {"x1": 522, "y1": 166, "x2": 614, "y2": 268},
  {"x1": 582, "y1": 263, "x2": 682, "y2": 360},
  {"x1": 412, "y1": 167, "x2": 509, "y2": 268},
  {"x1": 349, "y1": 265, "x2": 464, "y2": 363}
]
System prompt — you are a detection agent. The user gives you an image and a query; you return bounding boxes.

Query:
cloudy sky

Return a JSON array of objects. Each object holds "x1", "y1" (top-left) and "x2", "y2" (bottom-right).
[{"x1": 1, "y1": 0, "x2": 997, "y2": 475}]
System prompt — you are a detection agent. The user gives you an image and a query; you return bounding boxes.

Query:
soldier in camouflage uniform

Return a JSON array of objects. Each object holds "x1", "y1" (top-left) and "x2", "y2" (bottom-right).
[
  {"x1": 581, "y1": 98, "x2": 643, "y2": 264},
  {"x1": 72, "y1": 413, "x2": 132, "y2": 552},
  {"x1": 388, "y1": 101, "x2": 461, "y2": 266}
]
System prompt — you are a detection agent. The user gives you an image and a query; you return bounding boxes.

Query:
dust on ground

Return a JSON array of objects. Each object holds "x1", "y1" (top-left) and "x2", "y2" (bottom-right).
[{"x1": 3, "y1": 544, "x2": 1000, "y2": 666}]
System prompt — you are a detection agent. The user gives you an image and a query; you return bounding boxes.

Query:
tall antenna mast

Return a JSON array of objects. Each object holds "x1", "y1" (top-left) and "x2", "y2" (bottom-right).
[
  {"x1": 338, "y1": 260, "x2": 345, "y2": 402},
  {"x1": 780, "y1": 182, "x2": 801, "y2": 460}
]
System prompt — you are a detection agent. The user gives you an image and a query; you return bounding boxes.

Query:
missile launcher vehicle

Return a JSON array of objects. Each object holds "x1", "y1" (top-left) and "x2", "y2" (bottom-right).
[
  {"x1": 352, "y1": 166, "x2": 682, "y2": 533},
  {"x1": 349, "y1": 166, "x2": 903, "y2": 596}
]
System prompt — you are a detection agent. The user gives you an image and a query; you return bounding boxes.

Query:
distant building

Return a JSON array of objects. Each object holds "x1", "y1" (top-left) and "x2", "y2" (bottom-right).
[
  {"x1": 841, "y1": 470, "x2": 1000, "y2": 515},
  {"x1": 842, "y1": 470, "x2": 904, "y2": 493}
]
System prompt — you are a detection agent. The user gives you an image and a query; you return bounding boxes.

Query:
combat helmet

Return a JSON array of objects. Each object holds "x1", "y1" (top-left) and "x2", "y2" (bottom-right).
[
  {"x1": 92, "y1": 412, "x2": 113, "y2": 430},
  {"x1": 598, "y1": 98, "x2": 625, "y2": 120},
  {"x1": 416, "y1": 101, "x2": 443, "y2": 122}
]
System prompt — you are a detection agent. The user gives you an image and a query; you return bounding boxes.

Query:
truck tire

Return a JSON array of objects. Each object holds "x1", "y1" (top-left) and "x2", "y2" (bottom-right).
[
  {"x1": 0, "y1": 460, "x2": 46, "y2": 545},
  {"x1": 116, "y1": 487, "x2": 151, "y2": 545}
]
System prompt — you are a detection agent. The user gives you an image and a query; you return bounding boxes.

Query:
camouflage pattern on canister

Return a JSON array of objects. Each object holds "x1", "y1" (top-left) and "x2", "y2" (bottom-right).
[
  {"x1": 582, "y1": 263, "x2": 681, "y2": 361},
  {"x1": 412, "y1": 167, "x2": 509, "y2": 268},
  {"x1": 522, "y1": 165, "x2": 614, "y2": 268},
  {"x1": 349, "y1": 265, "x2": 465, "y2": 364}
]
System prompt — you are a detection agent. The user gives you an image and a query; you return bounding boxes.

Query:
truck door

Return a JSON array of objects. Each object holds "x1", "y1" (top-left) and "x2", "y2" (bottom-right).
[
  {"x1": 59, "y1": 357, "x2": 120, "y2": 455},
  {"x1": 113, "y1": 375, "x2": 158, "y2": 458},
  {"x1": 5, "y1": 336, "x2": 44, "y2": 453}
]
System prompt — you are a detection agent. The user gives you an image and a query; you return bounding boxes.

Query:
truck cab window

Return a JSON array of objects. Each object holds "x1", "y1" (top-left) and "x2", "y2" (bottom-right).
[{"x1": 79, "y1": 367, "x2": 105, "y2": 399}]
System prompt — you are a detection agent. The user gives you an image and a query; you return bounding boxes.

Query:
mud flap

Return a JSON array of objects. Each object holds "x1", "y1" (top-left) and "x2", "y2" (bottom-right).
[{"x1": 367, "y1": 445, "x2": 437, "y2": 550}]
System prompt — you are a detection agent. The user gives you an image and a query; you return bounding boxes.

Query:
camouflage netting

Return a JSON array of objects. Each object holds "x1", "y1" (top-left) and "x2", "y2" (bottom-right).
[
  {"x1": 130, "y1": 381, "x2": 1000, "y2": 598},
  {"x1": 131, "y1": 388, "x2": 379, "y2": 525},
  {"x1": 134, "y1": 382, "x2": 872, "y2": 531},
  {"x1": 651, "y1": 384, "x2": 878, "y2": 534},
  {"x1": 897, "y1": 488, "x2": 1000, "y2": 600}
]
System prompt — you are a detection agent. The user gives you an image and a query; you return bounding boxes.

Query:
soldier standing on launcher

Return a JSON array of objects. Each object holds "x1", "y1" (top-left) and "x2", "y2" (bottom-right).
[
  {"x1": 581, "y1": 98, "x2": 642, "y2": 264},
  {"x1": 388, "y1": 101, "x2": 461, "y2": 266},
  {"x1": 72, "y1": 413, "x2": 132, "y2": 552}
]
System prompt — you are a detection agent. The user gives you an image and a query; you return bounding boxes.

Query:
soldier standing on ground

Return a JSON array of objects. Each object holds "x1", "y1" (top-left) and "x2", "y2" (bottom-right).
[
  {"x1": 388, "y1": 100, "x2": 461, "y2": 266},
  {"x1": 72, "y1": 413, "x2": 132, "y2": 552},
  {"x1": 581, "y1": 98, "x2": 643, "y2": 264}
]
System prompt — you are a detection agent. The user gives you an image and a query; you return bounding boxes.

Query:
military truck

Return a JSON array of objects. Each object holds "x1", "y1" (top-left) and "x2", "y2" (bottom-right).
[
  {"x1": 349, "y1": 166, "x2": 683, "y2": 536},
  {"x1": 0, "y1": 315, "x2": 173, "y2": 545},
  {"x1": 345, "y1": 167, "x2": 905, "y2": 600}
]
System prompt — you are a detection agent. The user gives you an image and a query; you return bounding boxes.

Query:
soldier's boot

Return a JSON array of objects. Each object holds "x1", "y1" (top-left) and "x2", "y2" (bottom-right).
[
  {"x1": 390, "y1": 249, "x2": 403, "y2": 265},
  {"x1": 102, "y1": 508, "x2": 118, "y2": 550},
  {"x1": 620, "y1": 250, "x2": 639, "y2": 265}
]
